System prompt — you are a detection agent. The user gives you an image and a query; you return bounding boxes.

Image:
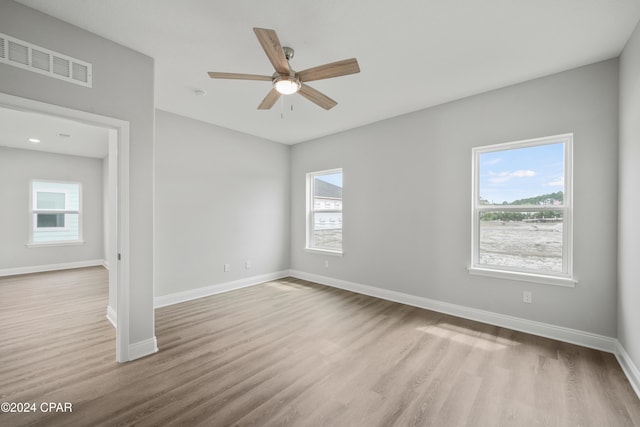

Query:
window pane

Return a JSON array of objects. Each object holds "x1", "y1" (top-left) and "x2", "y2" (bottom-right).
[
  {"x1": 33, "y1": 213, "x2": 79, "y2": 242},
  {"x1": 479, "y1": 211, "x2": 563, "y2": 273},
  {"x1": 312, "y1": 212, "x2": 342, "y2": 250},
  {"x1": 309, "y1": 170, "x2": 343, "y2": 252},
  {"x1": 37, "y1": 213, "x2": 65, "y2": 228},
  {"x1": 313, "y1": 173, "x2": 342, "y2": 211},
  {"x1": 479, "y1": 143, "x2": 564, "y2": 206},
  {"x1": 37, "y1": 191, "x2": 65, "y2": 209},
  {"x1": 33, "y1": 182, "x2": 80, "y2": 210}
]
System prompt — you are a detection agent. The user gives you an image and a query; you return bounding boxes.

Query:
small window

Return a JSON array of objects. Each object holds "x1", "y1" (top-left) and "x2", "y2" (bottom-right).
[
  {"x1": 470, "y1": 134, "x2": 574, "y2": 285},
  {"x1": 30, "y1": 181, "x2": 82, "y2": 245},
  {"x1": 306, "y1": 169, "x2": 343, "y2": 254}
]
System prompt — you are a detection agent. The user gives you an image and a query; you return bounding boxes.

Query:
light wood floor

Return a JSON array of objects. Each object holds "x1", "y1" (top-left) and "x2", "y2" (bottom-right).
[{"x1": 1, "y1": 267, "x2": 639, "y2": 426}]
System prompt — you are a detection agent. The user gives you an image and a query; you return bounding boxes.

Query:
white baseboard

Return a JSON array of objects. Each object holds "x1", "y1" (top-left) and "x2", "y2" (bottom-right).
[
  {"x1": 103, "y1": 260, "x2": 110, "y2": 270},
  {"x1": 128, "y1": 336, "x2": 158, "y2": 361},
  {"x1": 106, "y1": 305, "x2": 117, "y2": 328},
  {"x1": 288, "y1": 270, "x2": 617, "y2": 354},
  {"x1": 616, "y1": 341, "x2": 640, "y2": 400},
  {"x1": 0, "y1": 259, "x2": 106, "y2": 277},
  {"x1": 154, "y1": 270, "x2": 290, "y2": 308}
]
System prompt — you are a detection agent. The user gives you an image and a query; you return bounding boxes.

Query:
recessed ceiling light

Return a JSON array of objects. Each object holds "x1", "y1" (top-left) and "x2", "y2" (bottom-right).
[{"x1": 27, "y1": 138, "x2": 41, "y2": 143}]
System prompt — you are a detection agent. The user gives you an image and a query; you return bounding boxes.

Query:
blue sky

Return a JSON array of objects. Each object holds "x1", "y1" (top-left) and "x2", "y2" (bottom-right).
[
  {"x1": 480, "y1": 142, "x2": 564, "y2": 204},
  {"x1": 317, "y1": 172, "x2": 343, "y2": 187}
]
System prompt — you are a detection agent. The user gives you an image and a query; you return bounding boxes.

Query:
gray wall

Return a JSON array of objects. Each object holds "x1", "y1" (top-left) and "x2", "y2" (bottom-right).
[
  {"x1": 0, "y1": 147, "x2": 104, "y2": 269},
  {"x1": 154, "y1": 110, "x2": 290, "y2": 297},
  {"x1": 619, "y1": 22, "x2": 640, "y2": 371},
  {"x1": 291, "y1": 59, "x2": 619, "y2": 337},
  {"x1": 0, "y1": 1, "x2": 155, "y2": 344}
]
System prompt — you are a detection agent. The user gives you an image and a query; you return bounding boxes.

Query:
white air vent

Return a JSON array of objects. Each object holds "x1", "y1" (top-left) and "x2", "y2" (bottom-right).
[
  {"x1": 52, "y1": 55, "x2": 70, "y2": 77},
  {"x1": 31, "y1": 49, "x2": 50, "y2": 71},
  {"x1": 0, "y1": 33, "x2": 92, "y2": 88},
  {"x1": 8, "y1": 40, "x2": 28, "y2": 65},
  {"x1": 72, "y1": 62, "x2": 89, "y2": 83}
]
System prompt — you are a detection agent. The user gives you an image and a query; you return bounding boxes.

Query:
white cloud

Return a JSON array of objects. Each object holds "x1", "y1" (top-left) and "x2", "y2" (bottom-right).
[
  {"x1": 511, "y1": 170, "x2": 536, "y2": 178},
  {"x1": 546, "y1": 176, "x2": 564, "y2": 186},
  {"x1": 488, "y1": 170, "x2": 536, "y2": 184},
  {"x1": 483, "y1": 157, "x2": 502, "y2": 166}
]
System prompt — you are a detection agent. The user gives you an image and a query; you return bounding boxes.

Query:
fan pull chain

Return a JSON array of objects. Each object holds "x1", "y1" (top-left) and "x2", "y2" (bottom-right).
[
  {"x1": 279, "y1": 98, "x2": 294, "y2": 119},
  {"x1": 281, "y1": 95, "x2": 284, "y2": 119}
]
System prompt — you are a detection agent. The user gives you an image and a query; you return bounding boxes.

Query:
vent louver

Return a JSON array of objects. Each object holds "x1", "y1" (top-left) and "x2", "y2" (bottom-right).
[
  {"x1": 8, "y1": 40, "x2": 28, "y2": 65},
  {"x1": 0, "y1": 33, "x2": 92, "y2": 87},
  {"x1": 72, "y1": 62, "x2": 88, "y2": 83},
  {"x1": 52, "y1": 55, "x2": 70, "y2": 77},
  {"x1": 31, "y1": 49, "x2": 50, "y2": 71}
]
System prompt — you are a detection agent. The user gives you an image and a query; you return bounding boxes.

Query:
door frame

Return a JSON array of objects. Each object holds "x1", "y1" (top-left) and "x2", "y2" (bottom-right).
[{"x1": 0, "y1": 93, "x2": 131, "y2": 362}]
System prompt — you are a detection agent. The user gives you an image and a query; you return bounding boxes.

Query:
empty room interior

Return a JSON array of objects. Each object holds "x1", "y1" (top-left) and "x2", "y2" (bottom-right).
[{"x1": 1, "y1": 0, "x2": 640, "y2": 425}]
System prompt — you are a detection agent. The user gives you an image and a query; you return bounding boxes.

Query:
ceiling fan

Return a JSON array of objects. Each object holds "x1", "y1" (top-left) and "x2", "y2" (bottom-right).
[{"x1": 208, "y1": 28, "x2": 360, "y2": 110}]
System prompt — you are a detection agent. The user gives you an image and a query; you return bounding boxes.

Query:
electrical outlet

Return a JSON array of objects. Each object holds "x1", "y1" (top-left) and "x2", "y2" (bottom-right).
[
  {"x1": 245, "y1": 260, "x2": 251, "y2": 269},
  {"x1": 523, "y1": 291, "x2": 532, "y2": 304},
  {"x1": 324, "y1": 260, "x2": 329, "y2": 268},
  {"x1": 224, "y1": 263, "x2": 230, "y2": 272}
]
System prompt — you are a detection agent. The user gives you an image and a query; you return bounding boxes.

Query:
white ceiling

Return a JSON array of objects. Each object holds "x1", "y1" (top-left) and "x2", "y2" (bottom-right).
[
  {"x1": 0, "y1": 106, "x2": 108, "y2": 158},
  {"x1": 14, "y1": 0, "x2": 640, "y2": 145}
]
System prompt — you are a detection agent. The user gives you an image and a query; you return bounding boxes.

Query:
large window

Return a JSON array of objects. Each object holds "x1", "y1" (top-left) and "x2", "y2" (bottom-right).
[
  {"x1": 471, "y1": 134, "x2": 574, "y2": 285},
  {"x1": 306, "y1": 169, "x2": 343, "y2": 254},
  {"x1": 30, "y1": 180, "x2": 82, "y2": 245}
]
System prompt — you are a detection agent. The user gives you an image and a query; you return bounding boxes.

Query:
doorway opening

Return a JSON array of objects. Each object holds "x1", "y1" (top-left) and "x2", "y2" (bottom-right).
[{"x1": 0, "y1": 93, "x2": 130, "y2": 362}]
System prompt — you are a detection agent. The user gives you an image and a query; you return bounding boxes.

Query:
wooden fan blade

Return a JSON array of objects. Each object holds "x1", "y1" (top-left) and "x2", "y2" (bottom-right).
[
  {"x1": 208, "y1": 72, "x2": 272, "y2": 81},
  {"x1": 297, "y1": 58, "x2": 360, "y2": 83},
  {"x1": 298, "y1": 84, "x2": 337, "y2": 110},
  {"x1": 258, "y1": 88, "x2": 281, "y2": 110},
  {"x1": 253, "y1": 28, "x2": 290, "y2": 75}
]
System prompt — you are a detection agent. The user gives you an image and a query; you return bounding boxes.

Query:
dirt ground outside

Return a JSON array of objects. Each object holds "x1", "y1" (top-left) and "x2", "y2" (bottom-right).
[{"x1": 479, "y1": 220, "x2": 563, "y2": 272}]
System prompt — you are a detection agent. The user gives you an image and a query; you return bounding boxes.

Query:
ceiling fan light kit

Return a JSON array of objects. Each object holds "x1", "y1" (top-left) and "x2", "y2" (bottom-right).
[
  {"x1": 208, "y1": 27, "x2": 360, "y2": 110},
  {"x1": 274, "y1": 75, "x2": 301, "y2": 95}
]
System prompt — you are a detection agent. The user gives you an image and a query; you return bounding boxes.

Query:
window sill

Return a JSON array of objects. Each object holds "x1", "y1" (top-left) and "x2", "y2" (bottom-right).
[
  {"x1": 26, "y1": 240, "x2": 85, "y2": 248},
  {"x1": 304, "y1": 248, "x2": 343, "y2": 257},
  {"x1": 468, "y1": 266, "x2": 577, "y2": 288}
]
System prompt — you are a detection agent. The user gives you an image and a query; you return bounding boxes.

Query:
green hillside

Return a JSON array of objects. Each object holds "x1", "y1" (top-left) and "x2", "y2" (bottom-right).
[
  {"x1": 510, "y1": 191, "x2": 563, "y2": 206},
  {"x1": 480, "y1": 191, "x2": 564, "y2": 222}
]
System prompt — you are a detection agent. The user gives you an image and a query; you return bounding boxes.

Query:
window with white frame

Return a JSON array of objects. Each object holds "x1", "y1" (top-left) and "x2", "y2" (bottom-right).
[
  {"x1": 470, "y1": 134, "x2": 573, "y2": 285},
  {"x1": 306, "y1": 169, "x2": 343, "y2": 254},
  {"x1": 30, "y1": 180, "x2": 82, "y2": 245}
]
